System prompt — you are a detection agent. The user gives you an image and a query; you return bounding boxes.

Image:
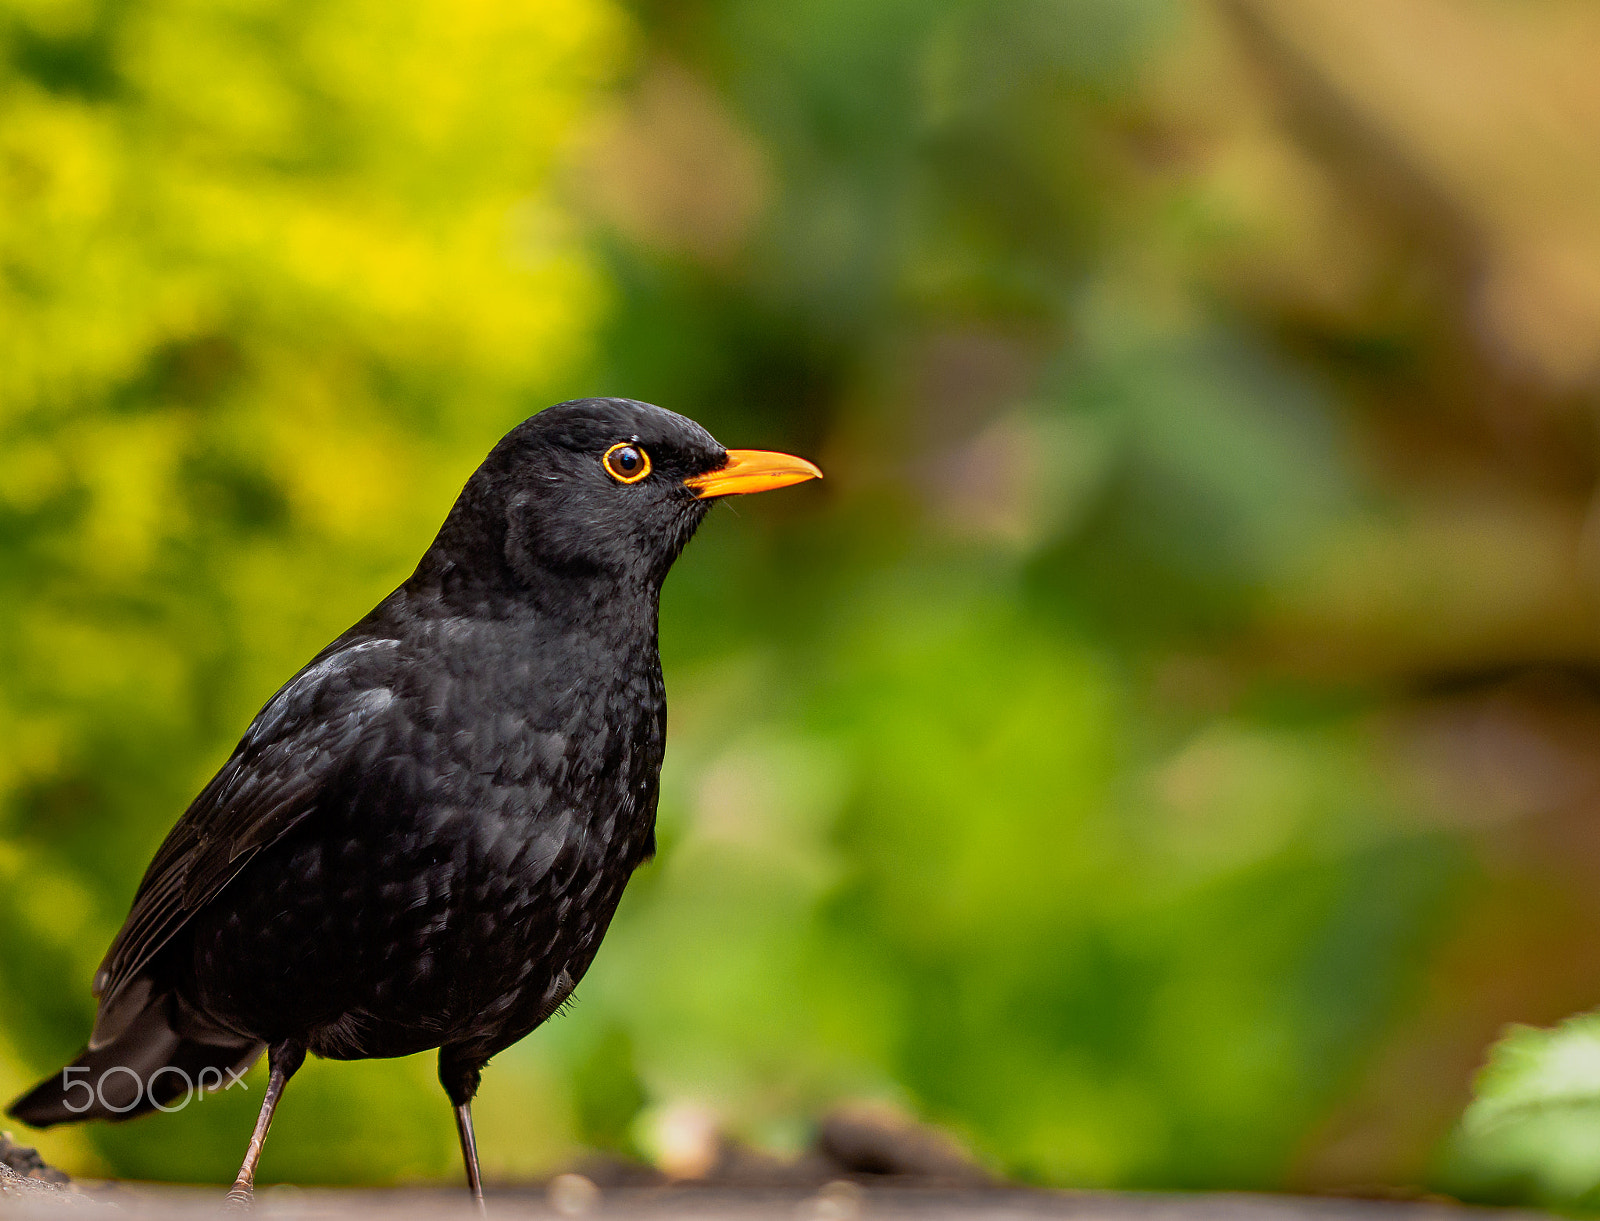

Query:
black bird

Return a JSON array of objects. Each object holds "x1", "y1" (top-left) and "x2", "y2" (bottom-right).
[{"x1": 7, "y1": 398, "x2": 821, "y2": 1207}]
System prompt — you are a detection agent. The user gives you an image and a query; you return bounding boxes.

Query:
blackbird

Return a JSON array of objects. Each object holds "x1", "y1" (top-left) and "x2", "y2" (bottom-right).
[{"x1": 7, "y1": 398, "x2": 821, "y2": 1207}]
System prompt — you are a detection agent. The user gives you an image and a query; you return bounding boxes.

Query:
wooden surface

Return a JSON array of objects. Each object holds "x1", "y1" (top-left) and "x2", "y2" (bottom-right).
[{"x1": 0, "y1": 1182, "x2": 1549, "y2": 1221}]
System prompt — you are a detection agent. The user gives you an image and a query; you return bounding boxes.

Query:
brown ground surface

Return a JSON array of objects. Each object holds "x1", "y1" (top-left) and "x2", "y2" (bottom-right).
[
  {"x1": 0, "y1": 1121, "x2": 1552, "y2": 1221},
  {"x1": 0, "y1": 1181, "x2": 1555, "y2": 1221}
]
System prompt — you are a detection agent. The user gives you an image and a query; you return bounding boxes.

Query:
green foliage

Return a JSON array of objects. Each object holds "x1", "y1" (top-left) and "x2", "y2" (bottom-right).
[
  {"x1": 587, "y1": 555, "x2": 1464, "y2": 1188},
  {"x1": 1444, "y1": 1015, "x2": 1600, "y2": 1209}
]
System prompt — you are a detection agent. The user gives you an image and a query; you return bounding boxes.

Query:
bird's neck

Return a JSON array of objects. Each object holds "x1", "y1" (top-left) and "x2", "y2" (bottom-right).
[
  {"x1": 528, "y1": 568, "x2": 662, "y2": 648},
  {"x1": 401, "y1": 548, "x2": 662, "y2": 650}
]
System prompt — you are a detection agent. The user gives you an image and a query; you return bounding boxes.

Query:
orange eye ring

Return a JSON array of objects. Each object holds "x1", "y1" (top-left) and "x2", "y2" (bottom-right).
[{"x1": 602, "y1": 442, "x2": 651, "y2": 484}]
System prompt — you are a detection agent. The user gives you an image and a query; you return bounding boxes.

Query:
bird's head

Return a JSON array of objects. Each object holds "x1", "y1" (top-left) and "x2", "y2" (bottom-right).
[{"x1": 420, "y1": 398, "x2": 821, "y2": 612}]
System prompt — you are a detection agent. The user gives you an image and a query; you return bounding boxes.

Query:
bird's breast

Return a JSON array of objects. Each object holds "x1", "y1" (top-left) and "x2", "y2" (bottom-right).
[{"x1": 406, "y1": 637, "x2": 666, "y2": 922}]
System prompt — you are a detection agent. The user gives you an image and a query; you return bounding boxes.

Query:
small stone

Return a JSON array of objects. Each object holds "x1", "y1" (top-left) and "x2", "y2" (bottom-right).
[
  {"x1": 638, "y1": 1100, "x2": 720, "y2": 1179},
  {"x1": 797, "y1": 1178, "x2": 864, "y2": 1221},
  {"x1": 548, "y1": 1171, "x2": 601, "y2": 1216},
  {"x1": 0, "y1": 1131, "x2": 71, "y2": 1188}
]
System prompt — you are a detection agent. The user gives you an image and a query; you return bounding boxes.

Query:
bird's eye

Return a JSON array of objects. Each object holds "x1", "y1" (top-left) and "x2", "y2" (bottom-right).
[{"x1": 602, "y1": 443, "x2": 651, "y2": 484}]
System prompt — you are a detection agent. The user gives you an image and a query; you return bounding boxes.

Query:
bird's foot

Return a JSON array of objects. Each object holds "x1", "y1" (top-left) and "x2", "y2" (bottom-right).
[{"x1": 223, "y1": 1183, "x2": 255, "y2": 1211}]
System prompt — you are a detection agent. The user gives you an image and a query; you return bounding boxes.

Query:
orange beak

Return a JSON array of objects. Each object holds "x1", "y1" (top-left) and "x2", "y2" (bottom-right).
[{"x1": 683, "y1": 449, "x2": 823, "y2": 498}]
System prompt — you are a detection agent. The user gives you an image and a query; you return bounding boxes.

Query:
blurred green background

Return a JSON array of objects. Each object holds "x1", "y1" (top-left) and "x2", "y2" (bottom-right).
[{"x1": 6, "y1": 0, "x2": 1600, "y2": 1206}]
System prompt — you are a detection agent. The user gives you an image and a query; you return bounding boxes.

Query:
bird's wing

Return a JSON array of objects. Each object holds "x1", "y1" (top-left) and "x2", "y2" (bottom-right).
[{"x1": 89, "y1": 636, "x2": 403, "y2": 1048}]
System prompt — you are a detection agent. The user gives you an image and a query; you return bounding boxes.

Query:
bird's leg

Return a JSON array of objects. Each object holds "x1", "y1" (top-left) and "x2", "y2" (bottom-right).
[
  {"x1": 454, "y1": 1100, "x2": 486, "y2": 1214},
  {"x1": 225, "y1": 1040, "x2": 305, "y2": 1208},
  {"x1": 439, "y1": 1047, "x2": 487, "y2": 1213}
]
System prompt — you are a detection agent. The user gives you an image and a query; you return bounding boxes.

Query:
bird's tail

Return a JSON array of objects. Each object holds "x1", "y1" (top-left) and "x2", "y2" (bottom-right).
[{"x1": 5, "y1": 990, "x2": 262, "y2": 1127}]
